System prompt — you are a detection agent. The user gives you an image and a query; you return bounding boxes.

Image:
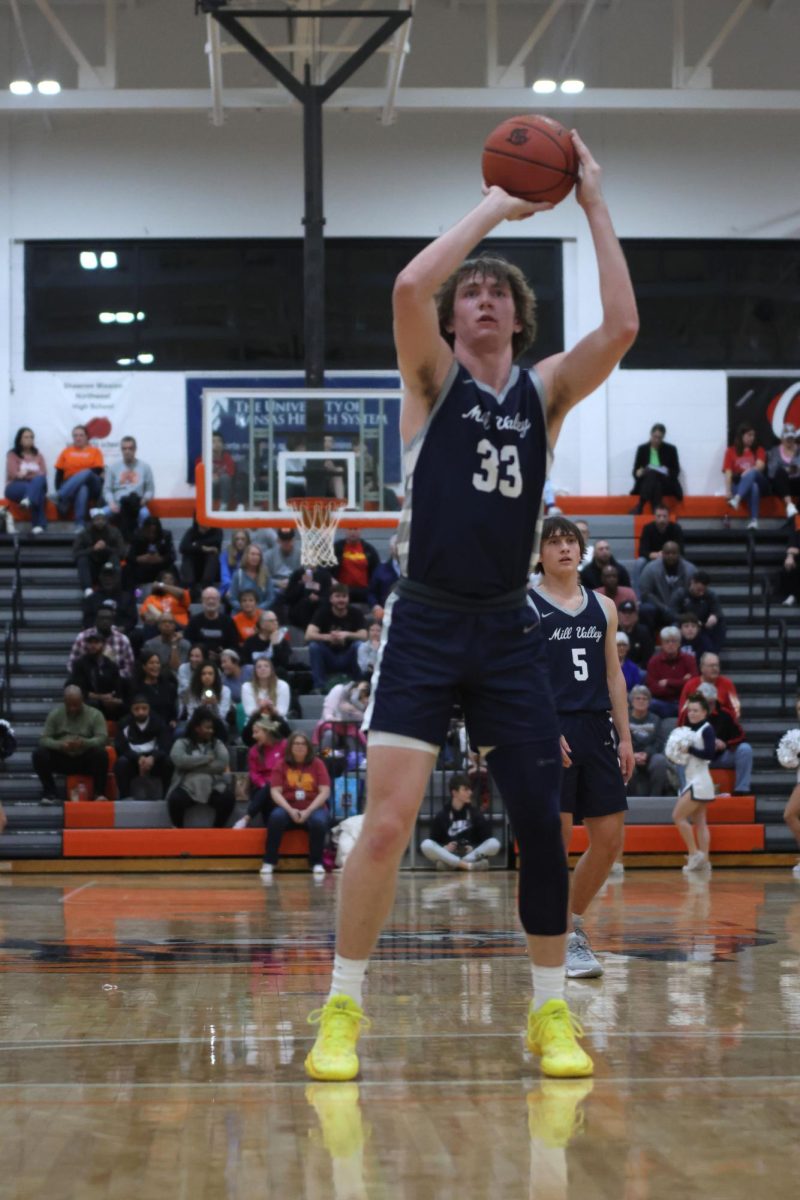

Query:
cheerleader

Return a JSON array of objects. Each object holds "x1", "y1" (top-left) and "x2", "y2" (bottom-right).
[
  {"x1": 666, "y1": 692, "x2": 716, "y2": 872},
  {"x1": 775, "y1": 697, "x2": 800, "y2": 879}
]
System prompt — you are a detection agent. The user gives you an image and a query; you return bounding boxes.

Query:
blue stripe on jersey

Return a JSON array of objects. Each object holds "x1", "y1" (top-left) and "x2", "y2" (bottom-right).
[
  {"x1": 529, "y1": 583, "x2": 611, "y2": 712},
  {"x1": 397, "y1": 361, "x2": 550, "y2": 601}
]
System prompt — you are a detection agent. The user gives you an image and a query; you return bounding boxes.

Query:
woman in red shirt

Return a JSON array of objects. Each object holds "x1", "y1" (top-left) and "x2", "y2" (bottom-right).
[
  {"x1": 262, "y1": 732, "x2": 331, "y2": 878},
  {"x1": 233, "y1": 718, "x2": 287, "y2": 830},
  {"x1": 723, "y1": 423, "x2": 768, "y2": 530}
]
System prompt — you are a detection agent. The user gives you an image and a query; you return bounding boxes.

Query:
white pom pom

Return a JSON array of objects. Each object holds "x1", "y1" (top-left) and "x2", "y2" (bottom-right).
[
  {"x1": 776, "y1": 729, "x2": 800, "y2": 769},
  {"x1": 665, "y1": 727, "x2": 694, "y2": 766}
]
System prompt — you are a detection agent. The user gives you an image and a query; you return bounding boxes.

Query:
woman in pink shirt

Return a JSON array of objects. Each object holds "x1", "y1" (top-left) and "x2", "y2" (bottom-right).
[
  {"x1": 5, "y1": 427, "x2": 48, "y2": 534},
  {"x1": 723, "y1": 423, "x2": 767, "y2": 530},
  {"x1": 233, "y1": 717, "x2": 286, "y2": 829}
]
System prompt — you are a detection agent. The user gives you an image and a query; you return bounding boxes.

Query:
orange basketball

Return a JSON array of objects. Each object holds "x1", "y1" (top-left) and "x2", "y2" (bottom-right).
[{"x1": 482, "y1": 114, "x2": 578, "y2": 205}]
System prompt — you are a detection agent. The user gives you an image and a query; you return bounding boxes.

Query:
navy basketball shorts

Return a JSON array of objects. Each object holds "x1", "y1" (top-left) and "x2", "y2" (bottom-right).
[
  {"x1": 558, "y1": 711, "x2": 628, "y2": 822},
  {"x1": 364, "y1": 592, "x2": 561, "y2": 750}
]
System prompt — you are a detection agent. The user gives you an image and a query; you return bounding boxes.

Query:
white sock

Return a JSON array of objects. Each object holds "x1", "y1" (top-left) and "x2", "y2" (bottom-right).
[
  {"x1": 328, "y1": 953, "x2": 369, "y2": 1008},
  {"x1": 531, "y1": 964, "x2": 566, "y2": 1010}
]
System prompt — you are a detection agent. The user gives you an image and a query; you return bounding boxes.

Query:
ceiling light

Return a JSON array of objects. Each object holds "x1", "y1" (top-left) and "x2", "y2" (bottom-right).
[
  {"x1": 560, "y1": 79, "x2": 585, "y2": 94},
  {"x1": 136, "y1": 312, "x2": 146, "y2": 322},
  {"x1": 532, "y1": 79, "x2": 557, "y2": 95},
  {"x1": 98, "y1": 312, "x2": 116, "y2": 324},
  {"x1": 116, "y1": 357, "x2": 135, "y2": 366},
  {"x1": 115, "y1": 311, "x2": 135, "y2": 324},
  {"x1": 99, "y1": 251, "x2": 118, "y2": 269},
  {"x1": 137, "y1": 353, "x2": 154, "y2": 365},
  {"x1": 80, "y1": 252, "x2": 99, "y2": 270},
  {"x1": 9, "y1": 81, "x2": 33, "y2": 96},
  {"x1": 37, "y1": 80, "x2": 61, "y2": 96}
]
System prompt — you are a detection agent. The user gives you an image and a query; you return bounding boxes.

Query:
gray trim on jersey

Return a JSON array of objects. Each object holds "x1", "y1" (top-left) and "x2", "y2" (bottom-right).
[
  {"x1": 471, "y1": 364, "x2": 520, "y2": 406},
  {"x1": 530, "y1": 581, "x2": 591, "y2": 621},
  {"x1": 527, "y1": 365, "x2": 553, "y2": 571}
]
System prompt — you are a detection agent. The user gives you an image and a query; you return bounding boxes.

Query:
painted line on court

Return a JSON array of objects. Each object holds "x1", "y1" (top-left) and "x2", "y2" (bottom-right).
[{"x1": 60, "y1": 882, "x2": 97, "y2": 903}]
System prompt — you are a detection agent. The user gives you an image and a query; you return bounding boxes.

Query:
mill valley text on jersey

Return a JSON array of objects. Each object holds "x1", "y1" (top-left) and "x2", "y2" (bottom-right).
[{"x1": 529, "y1": 584, "x2": 612, "y2": 713}]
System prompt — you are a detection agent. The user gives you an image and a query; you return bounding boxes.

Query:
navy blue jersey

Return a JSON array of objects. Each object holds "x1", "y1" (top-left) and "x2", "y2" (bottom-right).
[
  {"x1": 397, "y1": 361, "x2": 550, "y2": 600},
  {"x1": 529, "y1": 583, "x2": 611, "y2": 713}
]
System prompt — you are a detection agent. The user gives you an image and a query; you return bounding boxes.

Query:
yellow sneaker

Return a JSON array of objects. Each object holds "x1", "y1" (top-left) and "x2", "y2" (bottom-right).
[
  {"x1": 527, "y1": 1078, "x2": 594, "y2": 1148},
  {"x1": 306, "y1": 1083, "x2": 367, "y2": 1158},
  {"x1": 526, "y1": 998, "x2": 594, "y2": 1078},
  {"x1": 305, "y1": 994, "x2": 370, "y2": 1081}
]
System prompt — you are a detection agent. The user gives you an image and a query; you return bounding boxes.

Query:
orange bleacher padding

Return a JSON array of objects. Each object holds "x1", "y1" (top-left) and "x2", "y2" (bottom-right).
[
  {"x1": 707, "y1": 795, "x2": 754, "y2": 823},
  {"x1": 2, "y1": 496, "x2": 196, "y2": 524},
  {"x1": 710, "y1": 768, "x2": 736, "y2": 792},
  {"x1": 65, "y1": 774, "x2": 94, "y2": 801},
  {"x1": 64, "y1": 800, "x2": 115, "y2": 829},
  {"x1": 558, "y1": 495, "x2": 787, "y2": 519},
  {"x1": 568, "y1": 824, "x2": 764, "y2": 854},
  {"x1": 63, "y1": 826, "x2": 311, "y2": 858}
]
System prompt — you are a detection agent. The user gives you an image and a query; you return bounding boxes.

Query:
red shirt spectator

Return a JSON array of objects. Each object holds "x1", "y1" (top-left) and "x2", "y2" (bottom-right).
[
  {"x1": 248, "y1": 737, "x2": 286, "y2": 790},
  {"x1": 678, "y1": 654, "x2": 740, "y2": 720},
  {"x1": 722, "y1": 443, "x2": 766, "y2": 478},
  {"x1": 271, "y1": 752, "x2": 330, "y2": 811},
  {"x1": 645, "y1": 639, "x2": 696, "y2": 704}
]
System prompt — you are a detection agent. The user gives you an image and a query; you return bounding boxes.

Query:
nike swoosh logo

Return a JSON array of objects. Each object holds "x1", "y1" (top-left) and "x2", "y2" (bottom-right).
[{"x1": 539, "y1": 612, "x2": 554, "y2": 619}]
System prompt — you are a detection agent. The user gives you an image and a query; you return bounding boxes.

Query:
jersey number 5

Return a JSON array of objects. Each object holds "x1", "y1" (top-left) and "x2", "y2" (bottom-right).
[
  {"x1": 472, "y1": 440, "x2": 523, "y2": 498},
  {"x1": 572, "y1": 648, "x2": 588, "y2": 681}
]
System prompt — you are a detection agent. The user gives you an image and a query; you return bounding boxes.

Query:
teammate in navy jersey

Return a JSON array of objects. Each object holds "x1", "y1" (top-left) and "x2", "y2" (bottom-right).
[
  {"x1": 531, "y1": 516, "x2": 634, "y2": 980},
  {"x1": 306, "y1": 132, "x2": 638, "y2": 1083}
]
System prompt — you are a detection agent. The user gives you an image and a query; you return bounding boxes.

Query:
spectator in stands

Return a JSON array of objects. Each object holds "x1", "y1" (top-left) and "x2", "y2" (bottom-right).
[
  {"x1": 671, "y1": 691, "x2": 716, "y2": 872},
  {"x1": 33, "y1": 684, "x2": 109, "y2": 804},
  {"x1": 210, "y1": 433, "x2": 237, "y2": 512},
  {"x1": 241, "y1": 656, "x2": 291, "y2": 722},
  {"x1": 5, "y1": 427, "x2": 47, "y2": 534},
  {"x1": 420, "y1": 772, "x2": 500, "y2": 871},
  {"x1": 678, "y1": 612, "x2": 713, "y2": 661},
  {"x1": 72, "y1": 512, "x2": 126, "y2": 598},
  {"x1": 54, "y1": 425, "x2": 104, "y2": 530},
  {"x1": 68, "y1": 629, "x2": 127, "y2": 721},
  {"x1": 94, "y1": 436, "x2": 155, "y2": 540},
  {"x1": 220, "y1": 530, "x2": 251, "y2": 598},
  {"x1": 639, "y1": 541, "x2": 695, "y2": 625},
  {"x1": 233, "y1": 718, "x2": 287, "y2": 830},
  {"x1": 232, "y1": 589, "x2": 263, "y2": 644},
  {"x1": 724, "y1": 422, "x2": 768, "y2": 530},
  {"x1": 284, "y1": 564, "x2": 333, "y2": 631},
  {"x1": 333, "y1": 528, "x2": 379, "y2": 605},
  {"x1": 315, "y1": 681, "x2": 371, "y2": 756},
  {"x1": 595, "y1": 564, "x2": 638, "y2": 612},
  {"x1": 680, "y1": 681, "x2": 753, "y2": 796},
  {"x1": 678, "y1": 651, "x2": 741, "y2": 720},
  {"x1": 228, "y1": 543, "x2": 273, "y2": 613},
  {"x1": 167, "y1": 706, "x2": 234, "y2": 828},
  {"x1": 126, "y1": 516, "x2": 176, "y2": 588},
  {"x1": 779, "y1": 696, "x2": 800, "y2": 879},
  {"x1": 637, "y1": 504, "x2": 685, "y2": 561},
  {"x1": 83, "y1": 563, "x2": 137, "y2": 635},
  {"x1": 133, "y1": 650, "x2": 179, "y2": 728},
  {"x1": 180, "y1": 662, "x2": 232, "y2": 735},
  {"x1": 766, "y1": 424, "x2": 800, "y2": 521},
  {"x1": 627, "y1": 684, "x2": 669, "y2": 796},
  {"x1": 68, "y1": 607, "x2": 134, "y2": 680},
  {"x1": 177, "y1": 645, "x2": 206, "y2": 694},
  {"x1": 114, "y1": 696, "x2": 172, "y2": 799},
  {"x1": 141, "y1": 613, "x2": 190, "y2": 672},
  {"x1": 672, "y1": 570, "x2": 726, "y2": 651},
  {"x1": 575, "y1": 520, "x2": 593, "y2": 565},
  {"x1": 357, "y1": 620, "x2": 383, "y2": 681},
  {"x1": 219, "y1": 649, "x2": 247, "y2": 706},
  {"x1": 262, "y1": 732, "x2": 331, "y2": 879},
  {"x1": 777, "y1": 525, "x2": 800, "y2": 607},
  {"x1": 368, "y1": 536, "x2": 400, "y2": 612},
  {"x1": 179, "y1": 518, "x2": 222, "y2": 598},
  {"x1": 139, "y1": 569, "x2": 191, "y2": 633},
  {"x1": 305, "y1": 583, "x2": 367, "y2": 692},
  {"x1": 616, "y1": 631, "x2": 643, "y2": 691},
  {"x1": 617, "y1": 599, "x2": 654, "y2": 666},
  {"x1": 184, "y1": 587, "x2": 238, "y2": 663},
  {"x1": 240, "y1": 610, "x2": 292, "y2": 674},
  {"x1": 630, "y1": 423, "x2": 683, "y2": 514},
  {"x1": 579, "y1": 539, "x2": 631, "y2": 591},
  {"x1": 265, "y1": 529, "x2": 301, "y2": 610},
  {"x1": 644, "y1": 626, "x2": 696, "y2": 718}
]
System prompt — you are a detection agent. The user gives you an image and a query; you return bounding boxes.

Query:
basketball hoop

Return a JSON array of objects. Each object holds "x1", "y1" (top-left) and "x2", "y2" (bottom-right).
[{"x1": 288, "y1": 498, "x2": 347, "y2": 567}]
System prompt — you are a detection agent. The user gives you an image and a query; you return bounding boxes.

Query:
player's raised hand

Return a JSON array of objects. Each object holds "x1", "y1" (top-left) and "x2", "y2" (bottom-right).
[
  {"x1": 571, "y1": 132, "x2": 603, "y2": 209},
  {"x1": 481, "y1": 183, "x2": 554, "y2": 222}
]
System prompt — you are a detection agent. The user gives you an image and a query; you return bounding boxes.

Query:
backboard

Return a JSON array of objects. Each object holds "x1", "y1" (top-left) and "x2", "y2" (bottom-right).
[{"x1": 198, "y1": 387, "x2": 403, "y2": 527}]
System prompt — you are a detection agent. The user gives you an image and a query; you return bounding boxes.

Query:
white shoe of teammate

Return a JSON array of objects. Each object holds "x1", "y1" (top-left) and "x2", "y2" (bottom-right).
[
  {"x1": 566, "y1": 927, "x2": 603, "y2": 979},
  {"x1": 792, "y1": 861, "x2": 800, "y2": 879},
  {"x1": 683, "y1": 851, "x2": 707, "y2": 873}
]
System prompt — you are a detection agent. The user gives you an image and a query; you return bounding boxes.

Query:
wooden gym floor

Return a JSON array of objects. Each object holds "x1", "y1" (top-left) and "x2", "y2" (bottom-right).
[{"x1": 1, "y1": 867, "x2": 799, "y2": 1200}]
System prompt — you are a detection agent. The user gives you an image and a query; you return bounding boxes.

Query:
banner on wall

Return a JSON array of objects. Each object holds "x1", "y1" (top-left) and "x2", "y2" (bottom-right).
[
  {"x1": 727, "y1": 376, "x2": 800, "y2": 446},
  {"x1": 22, "y1": 376, "x2": 136, "y2": 468}
]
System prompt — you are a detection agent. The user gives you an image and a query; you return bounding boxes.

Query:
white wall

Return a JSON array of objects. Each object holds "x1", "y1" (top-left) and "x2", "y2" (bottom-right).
[{"x1": 2, "y1": 108, "x2": 799, "y2": 496}]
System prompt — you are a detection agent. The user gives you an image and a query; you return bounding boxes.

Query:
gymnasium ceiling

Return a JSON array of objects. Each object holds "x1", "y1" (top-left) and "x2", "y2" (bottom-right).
[{"x1": 0, "y1": 0, "x2": 799, "y2": 120}]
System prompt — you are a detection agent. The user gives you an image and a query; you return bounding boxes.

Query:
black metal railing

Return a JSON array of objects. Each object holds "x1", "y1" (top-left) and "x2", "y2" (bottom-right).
[
  {"x1": 762, "y1": 575, "x2": 773, "y2": 656},
  {"x1": 747, "y1": 527, "x2": 757, "y2": 619}
]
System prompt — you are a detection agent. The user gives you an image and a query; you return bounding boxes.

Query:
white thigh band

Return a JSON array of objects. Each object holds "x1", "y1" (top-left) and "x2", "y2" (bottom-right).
[{"x1": 368, "y1": 731, "x2": 439, "y2": 756}]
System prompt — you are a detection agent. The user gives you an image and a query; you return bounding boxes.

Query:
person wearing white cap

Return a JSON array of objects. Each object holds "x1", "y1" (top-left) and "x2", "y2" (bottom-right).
[{"x1": 766, "y1": 424, "x2": 800, "y2": 521}]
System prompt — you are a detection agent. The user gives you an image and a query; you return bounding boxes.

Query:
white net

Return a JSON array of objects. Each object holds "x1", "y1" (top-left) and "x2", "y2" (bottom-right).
[{"x1": 288, "y1": 498, "x2": 347, "y2": 567}]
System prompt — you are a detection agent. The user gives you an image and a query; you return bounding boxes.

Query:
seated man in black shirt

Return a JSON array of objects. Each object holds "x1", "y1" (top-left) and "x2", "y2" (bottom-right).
[
  {"x1": 82, "y1": 562, "x2": 138, "y2": 634},
  {"x1": 579, "y1": 538, "x2": 631, "y2": 591},
  {"x1": 240, "y1": 610, "x2": 292, "y2": 673},
  {"x1": 617, "y1": 599, "x2": 654, "y2": 667},
  {"x1": 69, "y1": 630, "x2": 127, "y2": 721},
  {"x1": 638, "y1": 504, "x2": 685, "y2": 562},
  {"x1": 184, "y1": 587, "x2": 238, "y2": 664},
  {"x1": 284, "y1": 565, "x2": 333, "y2": 631},
  {"x1": 420, "y1": 773, "x2": 500, "y2": 871},
  {"x1": 305, "y1": 583, "x2": 367, "y2": 692},
  {"x1": 671, "y1": 570, "x2": 726, "y2": 652},
  {"x1": 114, "y1": 696, "x2": 172, "y2": 799}
]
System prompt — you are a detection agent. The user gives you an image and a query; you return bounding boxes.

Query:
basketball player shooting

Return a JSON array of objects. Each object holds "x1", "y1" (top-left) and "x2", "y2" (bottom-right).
[
  {"x1": 305, "y1": 131, "x2": 638, "y2": 1081},
  {"x1": 531, "y1": 516, "x2": 635, "y2": 981}
]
